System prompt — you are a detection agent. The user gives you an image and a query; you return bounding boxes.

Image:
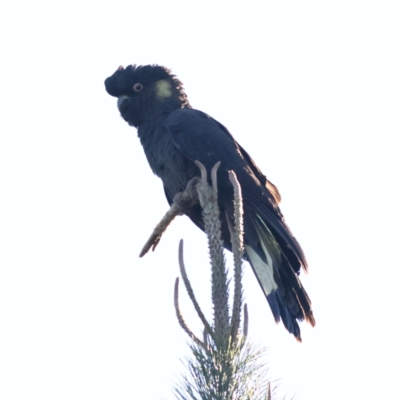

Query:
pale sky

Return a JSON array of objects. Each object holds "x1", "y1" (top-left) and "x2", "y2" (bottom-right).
[{"x1": 1, "y1": 1, "x2": 399, "y2": 399}]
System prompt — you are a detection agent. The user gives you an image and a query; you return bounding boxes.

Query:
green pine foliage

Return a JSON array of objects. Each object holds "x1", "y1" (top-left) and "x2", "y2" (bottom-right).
[{"x1": 174, "y1": 337, "x2": 272, "y2": 400}]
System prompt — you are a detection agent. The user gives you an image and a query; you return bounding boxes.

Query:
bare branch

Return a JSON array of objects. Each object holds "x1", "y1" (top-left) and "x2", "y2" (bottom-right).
[
  {"x1": 226, "y1": 213, "x2": 241, "y2": 340},
  {"x1": 203, "y1": 328, "x2": 209, "y2": 350},
  {"x1": 194, "y1": 160, "x2": 208, "y2": 186},
  {"x1": 174, "y1": 278, "x2": 207, "y2": 350},
  {"x1": 243, "y1": 303, "x2": 249, "y2": 338},
  {"x1": 195, "y1": 161, "x2": 230, "y2": 345},
  {"x1": 178, "y1": 240, "x2": 214, "y2": 339},
  {"x1": 228, "y1": 171, "x2": 245, "y2": 340},
  {"x1": 211, "y1": 161, "x2": 221, "y2": 192}
]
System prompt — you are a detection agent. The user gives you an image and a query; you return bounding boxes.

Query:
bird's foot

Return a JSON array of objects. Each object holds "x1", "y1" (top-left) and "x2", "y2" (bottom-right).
[{"x1": 172, "y1": 177, "x2": 201, "y2": 214}]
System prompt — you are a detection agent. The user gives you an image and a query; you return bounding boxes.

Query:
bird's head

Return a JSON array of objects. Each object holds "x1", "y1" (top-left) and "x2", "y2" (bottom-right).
[{"x1": 105, "y1": 64, "x2": 191, "y2": 127}]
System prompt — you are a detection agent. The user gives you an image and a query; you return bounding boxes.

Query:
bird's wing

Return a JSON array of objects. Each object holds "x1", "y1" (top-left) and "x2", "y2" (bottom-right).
[
  {"x1": 166, "y1": 109, "x2": 279, "y2": 204},
  {"x1": 165, "y1": 108, "x2": 314, "y2": 340},
  {"x1": 165, "y1": 108, "x2": 305, "y2": 268},
  {"x1": 166, "y1": 109, "x2": 249, "y2": 176}
]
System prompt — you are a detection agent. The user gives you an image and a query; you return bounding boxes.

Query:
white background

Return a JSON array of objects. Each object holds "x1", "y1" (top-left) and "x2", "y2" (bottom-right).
[{"x1": 1, "y1": 1, "x2": 399, "y2": 399}]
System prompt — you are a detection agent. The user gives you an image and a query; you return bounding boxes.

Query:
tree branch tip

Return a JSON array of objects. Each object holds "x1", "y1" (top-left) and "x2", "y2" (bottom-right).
[
  {"x1": 211, "y1": 162, "x2": 221, "y2": 192},
  {"x1": 194, "y1": 160, "x2": 208, "y2": 185},
  {"x1": 228, "y1": 170, "x2": 241, "y2": 193}
]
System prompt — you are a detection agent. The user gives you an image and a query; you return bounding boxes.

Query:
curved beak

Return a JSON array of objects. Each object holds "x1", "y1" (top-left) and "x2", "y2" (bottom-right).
[{"x1": 117, "y1": 96, "x2": 129, "y2": 110}]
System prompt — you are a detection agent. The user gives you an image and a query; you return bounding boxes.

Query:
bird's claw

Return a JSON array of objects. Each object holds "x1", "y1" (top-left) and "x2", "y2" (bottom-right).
[{"x1": 172, "y1": 177, "x2": 201, "y2": 213}]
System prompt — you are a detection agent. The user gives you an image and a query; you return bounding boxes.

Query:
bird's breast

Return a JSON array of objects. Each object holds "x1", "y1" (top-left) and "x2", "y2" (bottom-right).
[{"x1": 139, "y1": 122, "x2": 196, "y2": 197}]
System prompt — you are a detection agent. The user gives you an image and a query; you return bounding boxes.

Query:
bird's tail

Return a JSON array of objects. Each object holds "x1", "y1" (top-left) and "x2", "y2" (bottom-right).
[{"x1": 245, "y1": 215, "x2": 315, "y2": 341}]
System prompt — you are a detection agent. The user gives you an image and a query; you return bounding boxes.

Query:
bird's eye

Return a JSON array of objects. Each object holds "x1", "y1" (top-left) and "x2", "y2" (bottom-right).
[{"x1": 133, "y1": 83, "x2": 143, "y2": 92}]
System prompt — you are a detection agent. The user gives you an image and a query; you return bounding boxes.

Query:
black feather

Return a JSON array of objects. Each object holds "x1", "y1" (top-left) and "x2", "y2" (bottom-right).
[{"x1": 105, "y1": 64, "x2": 315, "y2": 340}]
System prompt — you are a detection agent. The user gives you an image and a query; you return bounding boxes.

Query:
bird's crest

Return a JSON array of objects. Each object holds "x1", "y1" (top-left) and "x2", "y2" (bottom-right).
[{"x1": 105, "y1": 64, "x2": 191, "y2": 108}]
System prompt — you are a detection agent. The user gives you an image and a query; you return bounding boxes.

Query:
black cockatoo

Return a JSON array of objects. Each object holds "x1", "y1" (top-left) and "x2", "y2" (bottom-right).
[{"x1": 105, "y1": 64, "x2": 315, "y2": 340}]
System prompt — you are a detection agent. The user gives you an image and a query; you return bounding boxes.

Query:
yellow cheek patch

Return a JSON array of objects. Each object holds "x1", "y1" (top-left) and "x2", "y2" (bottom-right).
[{"x1": 156, "y1": 79, "x2": 173, "y2": 98}]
